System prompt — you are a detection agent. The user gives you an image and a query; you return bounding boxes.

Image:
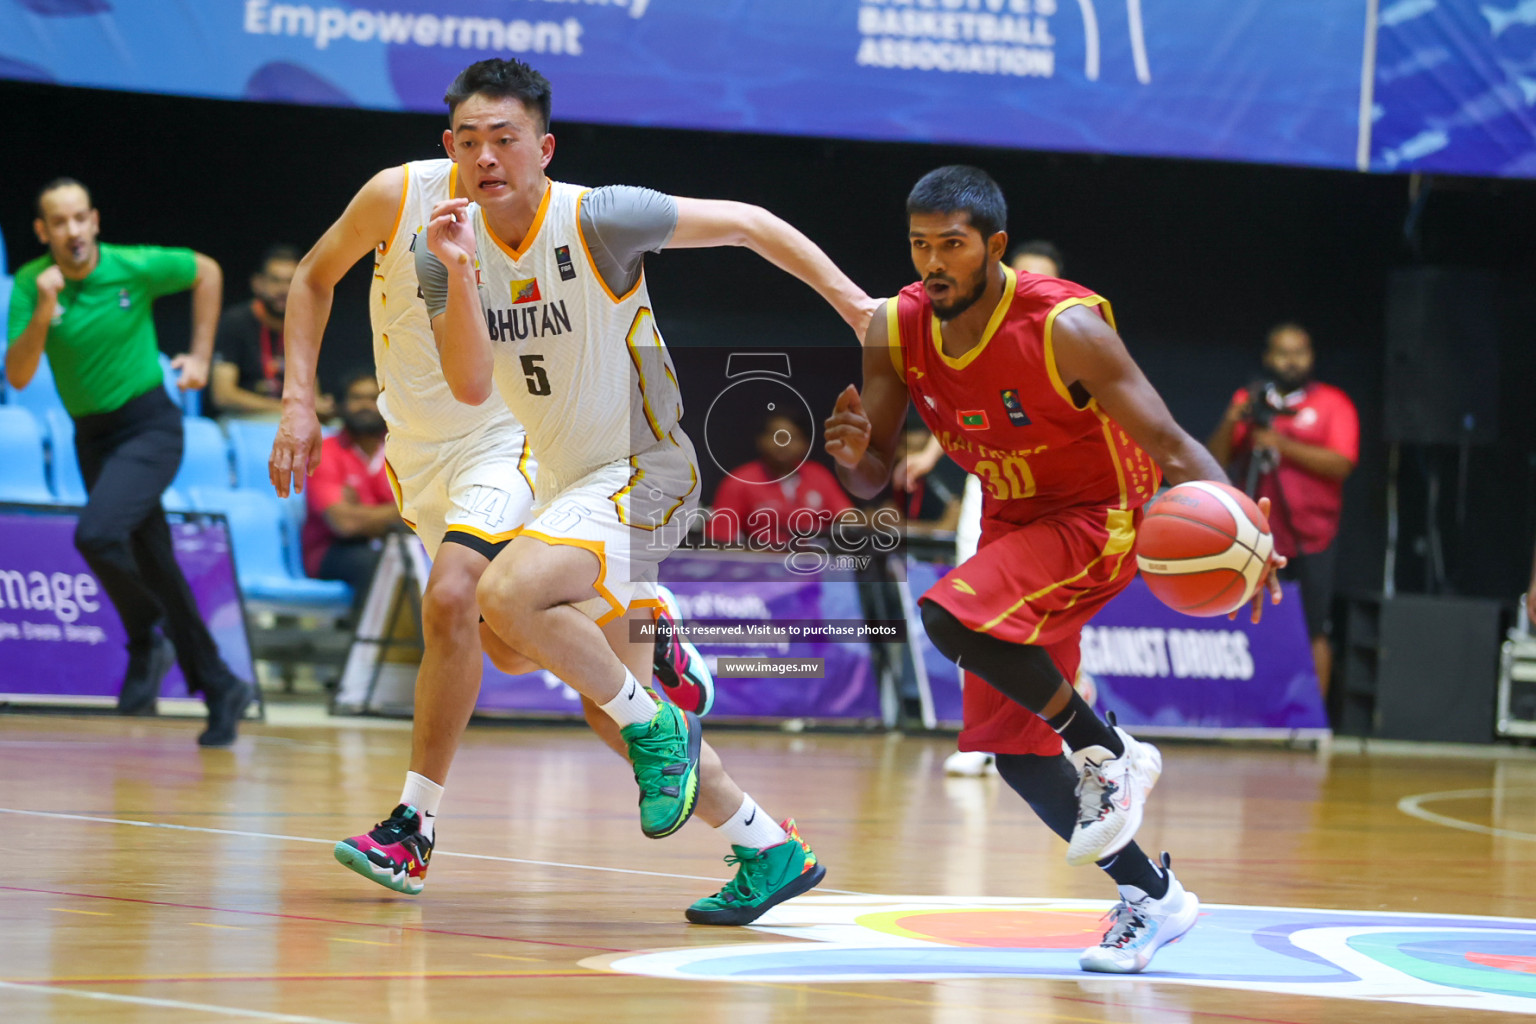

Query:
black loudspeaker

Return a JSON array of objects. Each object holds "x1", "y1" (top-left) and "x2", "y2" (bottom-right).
[
  {"x1": 1375, "y1": 595, "x2": 1502, "y2": 743},
  {"x1": 1384, "y1": 268, "x2": 1500, "y2": 445}
]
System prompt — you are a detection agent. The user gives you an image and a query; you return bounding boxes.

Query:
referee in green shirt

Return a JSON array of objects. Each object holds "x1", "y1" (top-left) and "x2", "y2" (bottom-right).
[{"x1": 5, "y1": 179, "x2": 253, "y2": 746}]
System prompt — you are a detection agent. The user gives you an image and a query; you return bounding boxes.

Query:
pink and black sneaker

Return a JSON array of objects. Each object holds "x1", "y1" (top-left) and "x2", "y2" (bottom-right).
[
  {"x1": 652, "y1": 586, "x2": 715, "y2": 716},
  {"x1": 333, "y1": 804, "x2": 434, "y2": 894}
]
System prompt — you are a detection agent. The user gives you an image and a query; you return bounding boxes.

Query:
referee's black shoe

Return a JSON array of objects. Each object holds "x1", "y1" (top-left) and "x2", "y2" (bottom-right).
[
  {"x1": 198, "y1": 673, "x2": 255, "y2": 747},
  {"x1": 117, "y1": 633, "x2": 175, "y2": 716}
]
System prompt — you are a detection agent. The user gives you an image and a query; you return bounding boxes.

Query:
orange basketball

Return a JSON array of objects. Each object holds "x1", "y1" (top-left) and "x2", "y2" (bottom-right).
[{"x1": 1135, "y1": 481, "x2": 1274, "y2": 617}]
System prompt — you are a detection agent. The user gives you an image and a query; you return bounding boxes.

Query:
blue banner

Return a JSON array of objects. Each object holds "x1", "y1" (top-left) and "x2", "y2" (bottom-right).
[
  {"x1": 1369, "y1": 0, "x2": 1536, "y2": 176},
  {"x1": 0, "y1": 0, "x2": 1366, "y2": 171}
]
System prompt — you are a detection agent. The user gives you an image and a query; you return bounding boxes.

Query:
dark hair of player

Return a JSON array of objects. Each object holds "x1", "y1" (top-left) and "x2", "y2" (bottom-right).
[
  {"x1": 906, "y1": 165, "x2": 1007, "y2": 239},
  {"x1": 35, "y1": 177, "x2": 91, "y2": 218},
  {"x1": 443, "y1": 58, "x2": 553, "y2": 134}
]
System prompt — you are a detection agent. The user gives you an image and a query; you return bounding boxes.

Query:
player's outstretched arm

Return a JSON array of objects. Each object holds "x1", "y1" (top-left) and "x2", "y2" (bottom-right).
[
  {"x1": 271, "y1": 166, "x2": 404, "y2": 497},
  {"x1": 826, "y1": 299, "x2": 909, "y2": 498},
  {"x1": 420, "y1": 198, "x2": 493, "y2": 406},
  {"x1": 667, "y1": 198, "x2": 880, "y2": 342},
  {"x1": 1052, "y1": 305, "x2": 1285, "y2": 620}
]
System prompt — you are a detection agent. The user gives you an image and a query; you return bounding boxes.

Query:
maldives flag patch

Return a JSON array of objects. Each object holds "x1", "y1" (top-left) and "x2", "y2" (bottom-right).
[
  {"x1": 510, "y1": 278, "x2": 541, "y2": 304},
  {"x1": 958, "y1": 409, "x2": 989, "y2": 430}
]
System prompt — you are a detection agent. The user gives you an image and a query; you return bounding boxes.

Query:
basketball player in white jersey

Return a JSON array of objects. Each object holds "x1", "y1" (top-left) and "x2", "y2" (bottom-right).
[
  {"x1": 419, "y1": 58, "x2": 877, "y2": 923},
  {"x1": 270, "y1": 150, "x2": 713, "y2": 897}
]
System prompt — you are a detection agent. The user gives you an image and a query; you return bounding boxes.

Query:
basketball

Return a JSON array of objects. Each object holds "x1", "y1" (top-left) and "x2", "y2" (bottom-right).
[{"x1": 1136, "y1": 481, "x2": 1274, "y2": 617}]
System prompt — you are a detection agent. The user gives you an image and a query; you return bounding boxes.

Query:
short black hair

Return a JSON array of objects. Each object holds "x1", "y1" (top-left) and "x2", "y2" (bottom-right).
[
  {"x1": 1008, "y1": 239, "x2": 1064, "y2": 275},
  {"x1": 444, "y1": 59, "x2": 552, "y2": 134},
  {"x1": 339, "y1": 368, "x2": 380, "y2": 398},
  {"x1": 906, "y1": 166, "x2": 1007, "y2": 239},
  {"x1": 257, "y1": 244, "x2": 301, "y2": 275},
  {"x1": 35, "y1": 177, "x2": 91, "y2": 219},
  {"x1": 1266, "y1": 322, "x2": 1312, "y2": 349}
]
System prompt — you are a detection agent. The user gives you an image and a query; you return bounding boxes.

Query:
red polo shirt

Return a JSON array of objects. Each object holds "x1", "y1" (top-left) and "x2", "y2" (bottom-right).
[
  {"x1": 302, "y1": 431, "x2": 395, "y2": 575},
  {"x1": 1230, "y1": 381, "x2": 1358, "y2": 556},
  {"x1": 707, "y1": 459, "x2": 855, "y2": 546}
]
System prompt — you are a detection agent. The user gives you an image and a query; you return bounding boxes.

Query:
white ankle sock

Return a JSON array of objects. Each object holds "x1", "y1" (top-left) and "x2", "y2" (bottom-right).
[
  {"x1": 400, "y1": 771, "x2": 444, "y2": 841},
  {"x1": 599, "y1": 670, "x2": 658, "y2": 728},
  {"x1": 716, "y1": 794, "x2": 788, "y2": 850}
]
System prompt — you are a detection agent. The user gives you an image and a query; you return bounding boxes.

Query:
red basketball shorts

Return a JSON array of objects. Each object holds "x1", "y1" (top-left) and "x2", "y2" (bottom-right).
[{"x1": 921, "y1": 504, "x2": 1141, "y2": 756}]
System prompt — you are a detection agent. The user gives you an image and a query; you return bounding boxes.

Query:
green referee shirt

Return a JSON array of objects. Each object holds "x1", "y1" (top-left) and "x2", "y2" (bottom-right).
[{"x1": 6, "y1": 243, "x2": 198, "y2": 417}]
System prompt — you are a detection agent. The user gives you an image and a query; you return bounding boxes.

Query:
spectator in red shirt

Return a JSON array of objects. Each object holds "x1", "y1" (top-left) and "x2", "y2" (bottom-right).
[
  {"x1": 302, "y1": 370, "x2": 400, "y2": 609},
  {"x1": 1208, "y1": 323, "x2": 1359, "y2": 695},
  {"x1": 708, "y1": 412, "x2": 854, "y2": 546}
]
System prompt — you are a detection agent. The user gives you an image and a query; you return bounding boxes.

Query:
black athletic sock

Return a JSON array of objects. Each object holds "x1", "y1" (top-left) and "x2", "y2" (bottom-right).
[
  {"x1": 1045, "y1": 690, "x2": 1124, "y2": 756},
  {"x1": 994, "y1": 753, "x2": 1169, "y2": 898},
  {"x1": 1097, "y1": 847, "x2": 1169, "y2": 899}
]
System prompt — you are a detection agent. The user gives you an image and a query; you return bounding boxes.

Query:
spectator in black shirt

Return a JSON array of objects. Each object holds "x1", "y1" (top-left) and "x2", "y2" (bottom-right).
[{"x1": 211, "y1": 245, "x2": 333, "y2": 420}]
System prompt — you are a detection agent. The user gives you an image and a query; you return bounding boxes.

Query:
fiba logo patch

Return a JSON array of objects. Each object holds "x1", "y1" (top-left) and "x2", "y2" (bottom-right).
[
  {"x1": 555, "y1": 245, "x2": 577, "y2": 282},
  {"x1": 1000, "y1": 388, "x2": 1030, "y2": 426}
]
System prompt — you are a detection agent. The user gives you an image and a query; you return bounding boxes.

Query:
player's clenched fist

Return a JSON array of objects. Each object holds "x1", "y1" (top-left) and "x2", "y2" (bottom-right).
[
  {"x1": 426, "y1": 198, "x2": 477, "y2": 267},
  {"x1": 824, "y1": 383, "x2": 872, "y2": 469}
]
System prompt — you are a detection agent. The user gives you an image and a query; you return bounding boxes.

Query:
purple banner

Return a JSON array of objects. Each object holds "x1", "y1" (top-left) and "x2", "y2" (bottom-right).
[
  {"x1": 911, "y1": 560, "x2": 1326, "y2": 734},
  {"x1": 475, "y1": 552, "x2": 881, "y2": 721},
  {"x1": 0, "y1": 506, "x2": 255, "y2": 700}
]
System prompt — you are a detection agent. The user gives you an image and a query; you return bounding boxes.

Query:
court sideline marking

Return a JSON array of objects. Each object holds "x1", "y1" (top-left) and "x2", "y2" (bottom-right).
[
  {"x1": 0, "y1": 805, "x2": 868, "y2": 892},
  {"x1": 1396, "y1": 787, "x2": 1536, "y2": 842},
  {"x1": 0, "y1": 979, "x2": 357, "y2": 1024}
]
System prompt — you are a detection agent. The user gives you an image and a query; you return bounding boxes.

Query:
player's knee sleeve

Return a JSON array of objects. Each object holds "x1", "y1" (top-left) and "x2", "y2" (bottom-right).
[
  {"x1": 919, "y1": 600, "x2": 1066, "y2": 714},
  {"x1": 994, "y1": 753, "x2": 1080, "y2": 844}
]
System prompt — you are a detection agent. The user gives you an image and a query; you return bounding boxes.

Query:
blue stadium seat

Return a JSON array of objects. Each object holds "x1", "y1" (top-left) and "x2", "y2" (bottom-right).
[
  {"x1": 0, "y1": 407, "x2": 56, "y2": 504},
  {"x1": 3, "y1": 352, "x2": 65, "y2": 417},
  {"x1": 186, "y1": 487, "x2": 351, "y2": 608},
  {"x1": 161, "y1": 488, "x2": 195, "y2": 513},
  {"x1": 42, "y1": 408, "x2": 88, "y2": 505},
  {"x1": 278, "y1": 490, "x2": 311, "y2": 579},
  {"x1": 172, "y1": 416, "x2": 233, "y2": 491},
  {"x1": 225, "y1": 418, "x2": 281, "y2": 490}
]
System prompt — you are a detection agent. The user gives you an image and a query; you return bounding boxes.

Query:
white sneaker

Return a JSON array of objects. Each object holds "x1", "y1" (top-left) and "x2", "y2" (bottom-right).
[
  {"x1": 943, "y1": 749, "x2": 997, "y2": 776},
  {"x1": 1065, "y1": 725, "x2": 1161, "y2": 867},
  {"x1": 1080, "y1": 855, "x2": 1199, "y2": 973}
]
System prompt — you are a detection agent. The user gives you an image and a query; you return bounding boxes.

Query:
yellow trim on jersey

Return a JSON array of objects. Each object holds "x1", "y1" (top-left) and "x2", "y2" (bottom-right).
[
  {"x1": 931, "y1": 265, "x2": 1017, "y2": 372},
  {"x1": 445, "y1": 523, "x2": 520, "y2": 546},
  {"x1": 1041, "y1": 294, "x2": 1116, "y2": 411},
  {"x1": 885, "y1": 298, "x2": 904, "y2": 376},
  {"x1": 485, "y1": 182, "x2": 552, "y2": 263},
  {"x1": 449, "y1": 166, "x2": 459, "y2": 199},
  {"x1": 625, "y1": 308, "x2": 666, "y2": 442},
  {"x1": 509, "y1": 529, "x2": 625, "y2": 625},
  {"x1": 977, "y1": 508, "x2": 1136, "y2": 636},
  {"x1": 576, "y1": 189, "x2": 648, "y2": 305},
  {"x1": 630, "y1": 597, "x2": 664, "y2": 612},
  {"x1": 515, "y1": 436, "x2": 535, "y2": 494},
  {"x1": 1096, "y1": 411, "x2": 1132, "y2": 510},
  {"x1": 379, "y1": 163, "x2": 411, "y2": 257},
  {"x1": 383, "y1": 457, "x2": 403, "y2": 513},
  {"x1": 609, "y1": 434, "x2": 697, "y2": 532}
]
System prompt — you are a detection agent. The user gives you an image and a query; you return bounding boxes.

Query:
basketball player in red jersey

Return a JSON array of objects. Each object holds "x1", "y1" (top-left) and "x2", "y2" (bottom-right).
[{"x1": 826, "y1": 166, "x2": 1284, "y2": 973}]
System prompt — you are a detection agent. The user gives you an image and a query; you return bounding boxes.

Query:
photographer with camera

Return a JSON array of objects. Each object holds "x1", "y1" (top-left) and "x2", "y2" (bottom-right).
[{"x1": 1207, "y1": 324, "x2": 1358, "y2": 697}]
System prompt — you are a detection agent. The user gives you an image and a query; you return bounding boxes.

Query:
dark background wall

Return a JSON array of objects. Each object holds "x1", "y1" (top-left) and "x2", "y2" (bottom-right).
[{"x1": 3, "y1": 80, "x2": 1534, "y2": 603}]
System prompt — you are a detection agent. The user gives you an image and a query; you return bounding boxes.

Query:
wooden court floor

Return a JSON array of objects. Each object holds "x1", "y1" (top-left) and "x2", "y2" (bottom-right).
[{"x1": 1, "y1": 713, "x2": 1533, "y2": 1023}]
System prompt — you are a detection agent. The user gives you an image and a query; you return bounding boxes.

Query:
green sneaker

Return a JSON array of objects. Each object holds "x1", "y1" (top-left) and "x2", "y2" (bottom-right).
[
  {"x1": 621, "y1": 702, "x2": 702, "y2": 838},
  {"x1": 685, "y1": 819, "x2": 826, "y2": 925}
]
